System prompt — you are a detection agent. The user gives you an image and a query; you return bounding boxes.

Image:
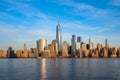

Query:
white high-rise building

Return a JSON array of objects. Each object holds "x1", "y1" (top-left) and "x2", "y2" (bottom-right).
[
  {"x1": 89, "y1": 38, "x2": 93, "y2": 50},
  {"x1": 76, "y1": 36, "x2": 82, "y2": 50}
]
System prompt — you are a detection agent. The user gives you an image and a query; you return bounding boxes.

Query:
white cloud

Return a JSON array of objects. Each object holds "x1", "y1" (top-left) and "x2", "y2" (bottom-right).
[
  {"x1": 0, "y1": 24, "x2": 55, "y2": 37},
  {"x1": 27, "y1": 29, "x2": 55, "y2": 38},
  {"x1": 3, "y1": 0, "x2": 48, "y2": 20},
  {"x1": 0, "y1": 26, "x2": 17, "y2": 34},
  {"x1": 62, "y1": 21, "x2": 100, "y2": 31},
  {"x1": 109, "y1": 0, "x2": 120, "y2": 7},
  {"x1": 0, "y1": 12, "x2": 21, "y2": 22},
  {"x1": 51, "y1": 0, "x2": 108, "y2": 19},
  {"x1": 6, "y1": 5, "x2": 28, "y2": 11}
]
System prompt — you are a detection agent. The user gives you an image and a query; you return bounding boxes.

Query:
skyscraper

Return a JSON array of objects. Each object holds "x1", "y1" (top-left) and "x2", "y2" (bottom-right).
[
  {"x1": 7, "y1": 47, "x2": 15, "y2": 58},
  {"x1": 105, "y1": 39, "x2": 109, "y2": 48},
  {"x1": 71, "y1": 35, "x2": 76, "y2": 54},
  {"x1": 37, "y1": 39, "x2": 47, "y2": 54},
  {"x1": 61, "y1": 41, "x2": 69, "y2": 57},
  {"x1": 24, "y1": 43, "x2": 27, "y2": 51},
  {"x1": 56, "y1": 21, "x2": 62, "y2": 53},
  {"x1": 89, "y1": 38, "x2": 93, "y2": 50},
  {"x1": 76, "y1": 36, "x2": 82, "y2": 50},
  {"x1": 77, "y1": 36, "x2": 82, "y2": 42},
  {"x1": 23, "y1": 44, "x2": 29, "y2": 58},
  {"x1": 0, "y1": 50, "x2": 4, "y2": 58}
]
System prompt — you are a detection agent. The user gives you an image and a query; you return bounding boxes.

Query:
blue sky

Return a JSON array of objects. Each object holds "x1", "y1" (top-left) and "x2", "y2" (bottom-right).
[{"x1": 0, "y1": 0, "x2": 120, "y2": 51}]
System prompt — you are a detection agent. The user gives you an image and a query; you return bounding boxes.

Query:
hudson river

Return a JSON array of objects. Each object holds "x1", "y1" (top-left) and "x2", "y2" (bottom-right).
[{"x1": 0, "y1": 58, "x2": 120, "y2": 80}]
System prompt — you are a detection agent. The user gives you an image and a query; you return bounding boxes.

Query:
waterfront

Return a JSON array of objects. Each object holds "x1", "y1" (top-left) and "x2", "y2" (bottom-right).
[{"x1": 0, "y1": 58, "x2": 120, "y2": 80}]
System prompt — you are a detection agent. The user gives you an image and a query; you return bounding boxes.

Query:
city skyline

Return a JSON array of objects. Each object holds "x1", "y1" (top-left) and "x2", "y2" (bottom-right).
[{"x1": 0, "y1": 0, "x2": 120, "y2": 51}]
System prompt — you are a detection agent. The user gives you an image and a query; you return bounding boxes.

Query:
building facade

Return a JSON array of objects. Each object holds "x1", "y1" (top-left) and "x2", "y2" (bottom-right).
[
  {"x1": 56, "y1": 21, "x2": 62, "y2": 53},
  {"x1": 71, "y1": 35, "x2": 76, "y2": 54},
  {"x1": 37, "y1": 39, "x2": 47, "y2": 54}
]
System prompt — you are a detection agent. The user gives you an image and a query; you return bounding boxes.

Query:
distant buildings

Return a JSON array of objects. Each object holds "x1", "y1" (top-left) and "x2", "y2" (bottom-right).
[
  {"x1": 89, "y1": 38, "x2": 94, "y2": 50},
  {"x1": 118, "y1": 48, "x2": 120, "y2": 57},
  {"x1": 1, "y1": 38, "x2": 119, "y2": 58},
  {"x1": 30, "y1": 48, "x2": 38, "y2": 58},
  {"x1": 0, "y1": 50, "x2": 6, "y2": 58},
  {"x1": 7, "y1": 47, "x2": 16, "y2": 58},
  {"x1": 41, "y1": 50, "x2": 51, "y2": 58},
  {"x1": 22, "y1": 43, "x2": 29, "y2": 58},
  {"x1": 0, "y1": 50, "x2": 3, "y2": 57},
  {"x1": 16, "y1": 50, "x2": 22, "y2": 58},
  {"x1": 92, "y1": 50, "x2": 99, "y2": 58},
  {"x1": 16, "y1": 44, "x2": 39, "y2": 58},
  {"x1": 61, "y1": 41, "x2": 69, "y2": 57},
  {"x1": 47, "y1": 44, "x2": 54, "y2": 57},
  {"x1": 0, "y1": 21, "x2": 119, "y2": 58}
]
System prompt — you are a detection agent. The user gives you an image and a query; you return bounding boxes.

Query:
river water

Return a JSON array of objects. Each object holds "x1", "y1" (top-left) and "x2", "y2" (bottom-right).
[{"x1": 0, "y1": 58, "x2": 120, "y2": 80}]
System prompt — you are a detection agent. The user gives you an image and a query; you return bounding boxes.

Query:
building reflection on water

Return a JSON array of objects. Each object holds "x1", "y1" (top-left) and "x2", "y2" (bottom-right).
[
  {"x1": 0, "y1": 59, "x2": 119, "y2": 80},
  {"x1": 41, "y1": 58, "x2": 47, "y2": 79}
]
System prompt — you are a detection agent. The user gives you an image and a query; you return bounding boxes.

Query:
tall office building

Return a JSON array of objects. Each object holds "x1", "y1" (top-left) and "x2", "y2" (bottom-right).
[
  {"x1": 97, "y1": 43, "x2": 102, "y2": 51},
  {"x1": 37, "y1": 39, "x2": 47, "y2": 54},
  {"x1": 81, "y1": 42, "x2": 86, "y2": 50},
  {"x1": 7, "y1": 47, "x2": 15, "y2": 58},
  {"x1": 61, "y1": 41, "x2": 69, "y2": 57},
  {"x1": 76, "y1": 36, "x2": 82, "y2": 50},
  {"x1": 105, "y1": 39, "x2": 109, "y2": 49},
  {"x1": 105, "y1": 39, "x2": 108, "y2": 47},
  {"x1": 56, "y1": 21, "x2": 62, "y2": 52},
  {"x1": 24, "y1": 43, "x2": 27, "y2": 51},
  {"x1": 89, "y1": 38, "x2": 93, "y2": 50},
  {"x1": 0, "y1": 50, "x2": 4, "y2": 58},
  {"x1": 52, "y1": 40, "x2": 58, "y2": 57},
  {"x1": 16, "y1": 50, "x2": 22, "y2": 58},
  {"x1": 71, "y1": 35, "x2": 76, "y2": 54},
  {"x1": 77, "y1": 36, "x2": 82, "y2": 42},
  {"x1": 30, "y1": 48, "x2": 38, "y2": 58},
  {"x1": 119, "y1": 47, "x2": 120, "y2": 57},
  {"x1": 23, "y1": 44, "x2": 29, "y2": 58}
]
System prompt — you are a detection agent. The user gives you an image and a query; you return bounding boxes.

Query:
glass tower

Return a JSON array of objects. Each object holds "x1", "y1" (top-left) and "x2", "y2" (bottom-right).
[
  {"x1": 56, "y1": 21, "x2": 62, "y2": 52},
  {"x1": 71, "y1": 35, "x2": 76, "y2": 54}
]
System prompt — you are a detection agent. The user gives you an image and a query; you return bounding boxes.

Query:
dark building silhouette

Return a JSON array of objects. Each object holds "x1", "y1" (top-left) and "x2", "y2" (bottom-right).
[
  {"x1": 68, "y1": 46, "x2": 72, "y2": 55},
  {"x1": 71, "y1": 35, "x2": 76, "y2": 55},
  {"x1": 7, "y1": 47, "x2": 16, "y2": 58},
  {"x1": 86, "y1": 44, "x2": 90, "y2": 49}
]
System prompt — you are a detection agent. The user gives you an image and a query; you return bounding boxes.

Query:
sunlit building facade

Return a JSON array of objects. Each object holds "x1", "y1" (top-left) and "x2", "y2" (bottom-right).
[{"x1": 37, "y1": 39, "x2": 47, "y2": 54}]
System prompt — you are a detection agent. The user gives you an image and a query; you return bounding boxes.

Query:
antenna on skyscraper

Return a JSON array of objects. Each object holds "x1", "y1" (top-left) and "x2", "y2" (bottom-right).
[{"x1": 58, "y1": 20, "x2": 60, "y2": 25}]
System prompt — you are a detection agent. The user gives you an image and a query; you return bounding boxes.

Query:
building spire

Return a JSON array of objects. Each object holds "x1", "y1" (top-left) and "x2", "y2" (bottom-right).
[
  {"x1": 24, "y1": 43, "x2": 27, "y2": 51},
  {"x1": 58, "y1": 20, "x2": 60, "y2": 25},
  {"x1": 56, "y1": 20, "x2": 62, "y2": 53}
]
